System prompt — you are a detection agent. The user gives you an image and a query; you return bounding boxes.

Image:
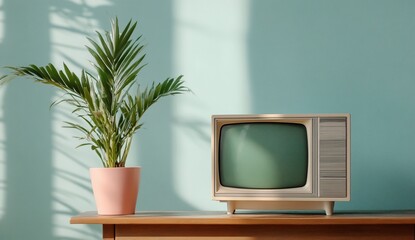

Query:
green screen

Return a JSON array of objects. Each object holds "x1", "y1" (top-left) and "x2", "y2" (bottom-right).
[{"x1": 219, "y1": 123, "x2": 308, "y2": 189}]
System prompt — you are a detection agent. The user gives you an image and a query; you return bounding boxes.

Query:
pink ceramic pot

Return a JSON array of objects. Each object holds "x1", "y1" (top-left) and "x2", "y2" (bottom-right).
[{"x1": 90, "y1": 167, "x2": 140, "y2": 215}]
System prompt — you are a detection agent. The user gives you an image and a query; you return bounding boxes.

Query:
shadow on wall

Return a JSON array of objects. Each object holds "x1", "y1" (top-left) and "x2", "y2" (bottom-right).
[
  {"x1": 0, "y1": 0, "x2": 193, "y2": 239},
  {"x1": 0, "y1": 0, "x2": 54, "y2": 239}
]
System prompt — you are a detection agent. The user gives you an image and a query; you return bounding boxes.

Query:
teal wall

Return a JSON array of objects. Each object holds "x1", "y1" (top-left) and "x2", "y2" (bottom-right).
[{"x1": 0, "y1": 0, "x2": 415, "y2": 239}]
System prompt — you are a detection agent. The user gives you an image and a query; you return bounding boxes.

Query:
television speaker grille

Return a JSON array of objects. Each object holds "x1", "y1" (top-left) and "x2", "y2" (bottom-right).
[{"x1": 319, "y1": 118, "x2": 348, "y2": 198}]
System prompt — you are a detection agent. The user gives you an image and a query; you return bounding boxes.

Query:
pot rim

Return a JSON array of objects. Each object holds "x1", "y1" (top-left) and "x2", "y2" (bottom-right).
[{"x1": 90, "y1": 166, "x2": 141, "y2": 170}]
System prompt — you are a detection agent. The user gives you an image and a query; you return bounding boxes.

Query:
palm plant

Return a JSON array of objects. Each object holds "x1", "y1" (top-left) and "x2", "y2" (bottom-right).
[{"x1": 1, "y1": 18, "x2": 189, "y2": 168}]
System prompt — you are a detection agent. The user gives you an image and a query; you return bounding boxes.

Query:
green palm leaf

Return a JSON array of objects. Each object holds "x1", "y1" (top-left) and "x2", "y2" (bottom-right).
[{"x1": 1, "y1": 18, "x2": 189, "y2": 167}]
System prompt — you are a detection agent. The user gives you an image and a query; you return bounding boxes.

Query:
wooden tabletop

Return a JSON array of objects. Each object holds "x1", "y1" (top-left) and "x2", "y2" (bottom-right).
[{"x1": 70, "y1": 210, "x2": 415, "y2": 225}]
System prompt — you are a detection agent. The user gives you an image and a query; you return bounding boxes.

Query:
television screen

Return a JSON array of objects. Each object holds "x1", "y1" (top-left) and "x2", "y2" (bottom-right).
[{"x1": 219, "y1": 123, "x2": 308, "y2": 189}]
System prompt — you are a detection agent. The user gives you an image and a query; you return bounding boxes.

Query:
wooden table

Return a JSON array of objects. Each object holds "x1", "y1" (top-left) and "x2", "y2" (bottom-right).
[{"x1": 70, "y1": 211, "x2": 415, "y2": 239}]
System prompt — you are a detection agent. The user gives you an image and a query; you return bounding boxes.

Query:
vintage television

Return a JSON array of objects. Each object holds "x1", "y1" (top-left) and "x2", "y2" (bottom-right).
[{"x1": 212, "y1": 114, "x2": 350, "y2": 215}]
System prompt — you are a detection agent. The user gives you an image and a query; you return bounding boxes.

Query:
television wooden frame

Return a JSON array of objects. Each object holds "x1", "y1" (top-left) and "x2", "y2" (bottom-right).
[{"x1": 212, "y1": 114, "x2": 351, "y2": 215}]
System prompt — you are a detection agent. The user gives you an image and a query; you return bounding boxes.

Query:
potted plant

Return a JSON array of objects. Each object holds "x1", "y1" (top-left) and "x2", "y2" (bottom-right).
[{"x1": 0, "y1": 18, "x2": 189, "y2": 215}]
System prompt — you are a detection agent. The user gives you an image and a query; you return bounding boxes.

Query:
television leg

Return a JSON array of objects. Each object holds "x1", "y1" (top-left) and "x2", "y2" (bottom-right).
[
  {"x1": 324, "y1": 201, "x2": 334, "y2": 216},
  {"x1": 227, "y1": 201, "x2": 236, "y2": 215}
]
